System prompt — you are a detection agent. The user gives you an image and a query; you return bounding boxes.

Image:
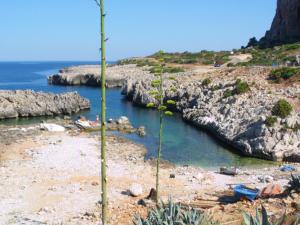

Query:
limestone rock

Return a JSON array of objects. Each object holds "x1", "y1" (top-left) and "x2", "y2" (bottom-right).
[
  {"x1": 40, "y1": 123, "x2": 65, "y2": 132},
  {"x1": 48, "y1": 64, "x2": 151, "y2": 88},
  {"x1": 117, "y1": 116, "x2": 130, "y2": 125},
  {"x1": 261, "y1": 0, "x2": 300, "y2": 46},
  {"x1": 136, "y1": 126, "x2": 146, "y2": 137},
  {"x1": 0, "y1": 90, "x2": 90, "y2": 119},
  {"x1": 129, "y1": 184, "x2": 143, "y2": 197},
  {"x1": 122, "y1": 67, "x2": 300, "y2": 162}
]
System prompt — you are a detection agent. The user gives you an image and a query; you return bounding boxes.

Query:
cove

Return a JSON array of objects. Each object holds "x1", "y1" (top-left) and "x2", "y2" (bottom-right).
[{"x1": 0, "y1": 62, "x2": 274, "y2": 168}]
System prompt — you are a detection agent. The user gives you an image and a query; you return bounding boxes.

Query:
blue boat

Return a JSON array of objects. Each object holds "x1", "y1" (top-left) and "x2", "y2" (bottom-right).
[{"x1": 234, "y1": 185, "x2": 260, "y2": 201}]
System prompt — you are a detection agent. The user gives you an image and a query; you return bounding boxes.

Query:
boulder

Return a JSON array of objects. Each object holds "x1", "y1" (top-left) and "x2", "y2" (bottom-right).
[
  {"x1": 136, "y1": 126, "x2": 146, "y2": 137},
  {"x1": 40, "y1": 123, "x2": 65, "y2": 132},
  {"x1": 129, "y1": 184, "x2": 143, "y2": 197},
  {"x1": 117, "y1": 116, "x2": 130, "y2": 125}
]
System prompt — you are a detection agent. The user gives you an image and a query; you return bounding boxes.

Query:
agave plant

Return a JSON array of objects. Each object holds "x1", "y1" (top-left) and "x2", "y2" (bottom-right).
[
  {"x1": 243, "y1": 205, "x2": 299, "y2": 225},
  {"x1": 133, "y1": 199, "x2": 217, "y2": 225},
  {"x1": 287, "y1": 174, "x2": 300, "y2": 193}
]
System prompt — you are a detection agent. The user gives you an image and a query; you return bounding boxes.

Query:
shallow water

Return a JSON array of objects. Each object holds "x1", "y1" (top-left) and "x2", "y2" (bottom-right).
[{"x1": 0, "y1": 62, "x2": 274, "y2": 168}]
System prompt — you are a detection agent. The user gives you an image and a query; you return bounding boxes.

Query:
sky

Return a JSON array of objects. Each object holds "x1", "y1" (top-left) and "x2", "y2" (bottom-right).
[{"x1": 0, "y1": 0, "x2": 276, "y2": 61}]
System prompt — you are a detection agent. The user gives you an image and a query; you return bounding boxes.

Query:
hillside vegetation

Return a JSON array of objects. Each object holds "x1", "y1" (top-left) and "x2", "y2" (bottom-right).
[
  {"x1": 118, "y1": 43, "x2": 300, "y2": 68},
  {"x1": 236, "y1": 43, "x2": 300, "y2": 66}
]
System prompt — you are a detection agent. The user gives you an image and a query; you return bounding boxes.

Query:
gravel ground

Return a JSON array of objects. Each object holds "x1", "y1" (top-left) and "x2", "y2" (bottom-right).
[{"x1": 0, "y1": 126, "x2": 299, "y2": 224}]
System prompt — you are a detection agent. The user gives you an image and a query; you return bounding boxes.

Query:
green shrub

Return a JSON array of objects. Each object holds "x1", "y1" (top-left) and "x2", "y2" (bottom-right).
[
  {"x1": 212, "y1": 84, "x2": 222, "y2": 91},
  {"x1": 149, "y1": 66, "x2": 163, "y2": 74},
  {"x1": 223, "y1": 89, "x2": 234, "y2": 98},
  {"x1": 133, "y1": 199, "x2": 218, "y2": 225},
  {"x1": 265, "y1": 116, "x2": 277, "y2": 127},
  {"x1": 269, "y1": 67, "x2": 300, "y2": 83},
  {"x1": 235, "y1": 79, "x2": 242, "y2": 85},
  {"x1": 223, "y1": 80, "x2": 250, "y2": 98},
  {"x1": 136, "y1": 61, "x2": 148, "y2": 67},
  {"x1": 163, "y1": 67, "x2": 184, "y2": 73},
  {"x1": 288, "y1": 174, "x2": 300, "y2": 193},
  {"x1": 272, "y1": 99, "x2": 293, "y2": 118},
  {"x1": 150, "y1": 50, "x2": 231, "y2": 65},
  {"x1": 243, "y1": 205, "x2": 299, "y2": 225},
  {"x1": 202, "y1": 78, "x2": 212, "y2": 86},
  {"x1": 235, "y1": 81, "x2": 250, "y2": 94}
]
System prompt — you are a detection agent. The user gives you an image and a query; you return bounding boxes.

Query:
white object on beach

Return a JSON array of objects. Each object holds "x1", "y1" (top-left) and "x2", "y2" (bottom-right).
[
  {"x1": 129, "y1": 183, "x2": 143, "y2": 197},
  {"x1": 40, "y1": 123, "x2": 65, "y2": 132},
  {"x1": 75, "y1": 120, "x2": 92, "y2": 129}
]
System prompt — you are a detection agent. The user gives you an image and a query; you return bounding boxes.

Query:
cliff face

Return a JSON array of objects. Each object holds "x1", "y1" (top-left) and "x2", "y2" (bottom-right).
[{"x1": 261, "y1": 0, "x2": 300, "y2": 46}]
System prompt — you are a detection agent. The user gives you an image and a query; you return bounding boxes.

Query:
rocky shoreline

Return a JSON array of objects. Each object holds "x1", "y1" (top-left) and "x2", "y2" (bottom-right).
[
  {"x1": 0, "y1": 90, "x2": 90, "y2": 119},
  {"x1": 121, "y1": 66, "x2": 300, "y2": 162},
  {"x1": 48, "y1": 64, "x2": 151, "y2": 88},
  {"x1": 47, "y1": 63, "x2": 300, "y2": 162}
]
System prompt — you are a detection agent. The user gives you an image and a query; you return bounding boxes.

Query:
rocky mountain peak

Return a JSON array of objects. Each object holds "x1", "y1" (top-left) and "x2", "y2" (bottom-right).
[{"x1": 260, "y1": 0, "x2": 300, "y2": 47}]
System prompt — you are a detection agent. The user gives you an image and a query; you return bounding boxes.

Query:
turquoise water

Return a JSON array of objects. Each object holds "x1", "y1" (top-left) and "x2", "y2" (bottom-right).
[{"x1": 0, "y1": 62, "x2": 273, "y2": 168}]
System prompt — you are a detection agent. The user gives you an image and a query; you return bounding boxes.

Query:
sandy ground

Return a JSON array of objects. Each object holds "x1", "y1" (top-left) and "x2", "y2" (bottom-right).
[{"x1": 0, "y1": 128, "x2": 299, "y2": 225}]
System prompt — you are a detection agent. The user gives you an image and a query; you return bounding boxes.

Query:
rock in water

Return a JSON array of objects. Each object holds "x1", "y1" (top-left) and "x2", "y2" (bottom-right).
[
  {"x1": 117, "y1": 116, "x2": 130, "y2": 124},
  {"x1": 136, "y1": 126, "x2": 146, "y2": 137},
  {"x1": 261, "y1": 0, "x2": 300, "y2": 46},
  {"x1": 129, "y1": 184, "x2": 143, "y2": 197},
  {"x1": 0, "y1": 90, "x2": 90, "y2": 119}
]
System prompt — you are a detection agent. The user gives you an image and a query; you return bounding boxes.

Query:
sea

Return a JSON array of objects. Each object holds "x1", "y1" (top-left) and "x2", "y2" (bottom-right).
[{"x1": 0, "y1": 61, "x2": 273, "y2": 168}]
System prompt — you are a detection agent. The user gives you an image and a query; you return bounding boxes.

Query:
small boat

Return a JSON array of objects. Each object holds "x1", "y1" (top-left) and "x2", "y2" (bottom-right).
[
  {"x1": 220, "y1": 167, "x2": 238, "y2": 176},
  {"x1": 234, "y1": 185, "x2": 260, "y2": 201}
]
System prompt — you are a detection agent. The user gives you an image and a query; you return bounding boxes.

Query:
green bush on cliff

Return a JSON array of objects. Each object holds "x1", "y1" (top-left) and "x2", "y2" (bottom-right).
[
  {"x1": 265, "y1": 116, "x2": 278, "y2": 127},
  {"x1": 150, "y1": 50, "x2": 231, "y2": 66},
  {"x1": 235, "y1": 43, "x2": 300, "y2": 67},
  {"x1": 202, "y1": 78, "x2": 212, "y2": 86},
  {"x1": 235, "y1": 80, "x2": 250, "y2": 94},
  {"x1": 150, "y1": 66, "x2": 184, "y2": 74},
  {"x1": 269, "y1": 67, "x2": 300, "y2": 83},
  {"x1": 223, "y1": 80, "x2": 250, "y2": 98},
  {"x1": 272, "y1": 99, "x2": 293, "y2": 118},
  {"x1": 163, "y1": 66, "x2": 184, "y2": 73},
  {"x1": 223, "y1": 89, "x2": 234, "y2": 98}
]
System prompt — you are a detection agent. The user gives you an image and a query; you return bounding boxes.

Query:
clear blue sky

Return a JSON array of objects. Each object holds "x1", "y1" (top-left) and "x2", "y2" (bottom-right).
[{"x1": 0, "y1": 0, "x2": 276, "y2": 61}]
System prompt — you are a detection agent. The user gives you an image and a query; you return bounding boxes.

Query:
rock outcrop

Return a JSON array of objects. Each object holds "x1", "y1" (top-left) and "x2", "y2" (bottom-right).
[
  {"x1": 0, "y1": 90, "x2": 90, "y2": 119},
  {"x1": 48, "y1": 64, "x2": 151, "y2": 88},
  {"x1": 261, "y1": 0, "x2": 300, "y2": 46},
  {"x1": 122, "y1": 67, "x2": 300, "y2": 162}
]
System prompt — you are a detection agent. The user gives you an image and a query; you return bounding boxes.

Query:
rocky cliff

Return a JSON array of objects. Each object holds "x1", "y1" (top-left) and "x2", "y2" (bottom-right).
[
  {"x1": 0, "y1": 90, "x2": 90, "y2": 119},
  {"x1": 261, "y1": 0, "x2": 300, "y2": 46},
  {"x1": 122, "y1": 67, "x2": 300, "y2": 162}
]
